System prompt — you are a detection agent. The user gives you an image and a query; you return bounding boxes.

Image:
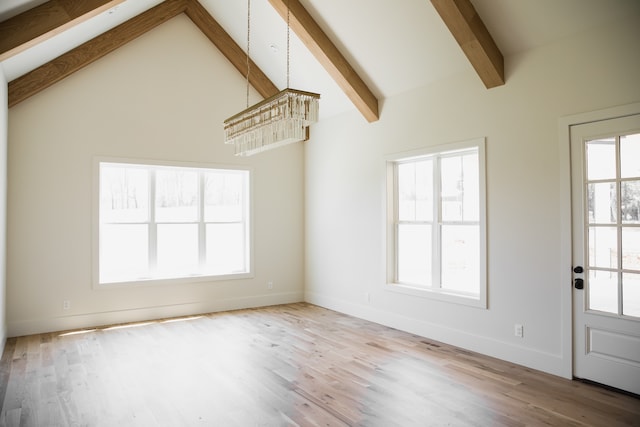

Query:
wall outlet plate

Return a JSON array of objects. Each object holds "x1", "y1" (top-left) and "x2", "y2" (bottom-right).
[{"x1": 515, "y1": 324, "x2": 524, "y2": 338}]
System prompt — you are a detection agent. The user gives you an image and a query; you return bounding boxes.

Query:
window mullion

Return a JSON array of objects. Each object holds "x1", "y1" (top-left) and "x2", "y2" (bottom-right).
[
  {"x1": 149, "y1": 169, "x2": 157, "y2": 276},
  {"x1": 434, "y1": 155, "x2": 442, "y2": 289},
  {"x1": 199, "y1": 172, "x2": 206, "y2": 272},
  {"x1": 460, "y1": 155, "x2": 465, "y2": 220},
  {"x1": 394, "y1": 163, "x2": 401, "y2": 283},
  {"x1": 616, "y1": 135, "x2": 623, "y2": 316},
  {"x1": 243, "y1": 173, "x2": 250, "y2": 272}
]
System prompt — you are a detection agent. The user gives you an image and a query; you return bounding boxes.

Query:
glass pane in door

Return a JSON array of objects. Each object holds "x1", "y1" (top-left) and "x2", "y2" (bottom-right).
[
  {"x1": 588, "y1": 182, "x2": 617, "y2": 223},
  {"x1": 588, "y1": 226, "x2": 617, "y2": 269},
  {"x1": 586, "y1": 138, "x2": 616, "y2": 180},
  {"x1": 584, "y1": 133, "x2": 640, "y2": 317},
  {"x1": 620, "y1": 133, "x2": 640, "y2": 178},
  {"x1": 622, "y1": 227, "x2": 640, "y2": 271},
  {"x1": 589, "y1": 269, "x2": 618, "y2": 314},
  {"x1": 621, "y1": 180, "x2": 640, "y2": 223}
]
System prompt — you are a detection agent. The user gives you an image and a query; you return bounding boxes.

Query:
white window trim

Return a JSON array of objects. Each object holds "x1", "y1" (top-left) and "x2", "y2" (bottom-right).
[
  {"x1": 384, "y1": 138, "x2": 487, "y2": 308},
  {"x1": 92, "y1": 156, "x2": 254, "y2": 289}
]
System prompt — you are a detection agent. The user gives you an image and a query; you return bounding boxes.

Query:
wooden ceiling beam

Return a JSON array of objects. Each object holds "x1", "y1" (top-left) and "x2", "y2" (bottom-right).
[
  {"x1": 268, "y1": 0, "x2": 379, "y2": 122},
  {"x1": 8, "y1": 0, "x2": 187, "y2": 107},
  {"x1": 0, "y1": 0, "x2": 126, "y2": 62},
  {"x1": 430, "y1": 0, "x2": 504, "y2": 88},
  {"x1": 7, "y1": 0, "x2": 278, "y2": 108},
  {"x1": 185, "y1": 0, "x2": 278, "y2": 99}
]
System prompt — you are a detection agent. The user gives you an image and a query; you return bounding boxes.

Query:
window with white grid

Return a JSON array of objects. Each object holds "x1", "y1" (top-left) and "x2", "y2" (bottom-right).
[
  {"x1": 96, "y1": 160, "x2": 251, "y2": 286},
  {"x1": 386, "y1": 139, "x2": 486, "y2": 307}
]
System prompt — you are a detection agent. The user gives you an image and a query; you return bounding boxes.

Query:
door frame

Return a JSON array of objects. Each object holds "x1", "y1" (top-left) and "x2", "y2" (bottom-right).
[{"x1": 558, "y1": 102, "x2": 640, "y2": 380}]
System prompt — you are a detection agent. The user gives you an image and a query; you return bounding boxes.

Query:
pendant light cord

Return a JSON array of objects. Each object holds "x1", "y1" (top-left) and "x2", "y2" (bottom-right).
[
  {"x1": 286, "y1": 0, "x2": 290, "y2": 89},
  {"x1": 246, "y1": 0, "x2": 251, "y2": 108},
  {"x1": 248, "y1": 0, "x2": 290, "y2": 99}
]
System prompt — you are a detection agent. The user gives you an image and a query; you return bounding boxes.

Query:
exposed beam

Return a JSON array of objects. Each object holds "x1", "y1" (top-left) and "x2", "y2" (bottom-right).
[
  {"x1": 8, "y1": 0, "x2": 186, "y2": 107},
  {"x1": 268, "y1": 0, "x2": 379, "y2": 122},
  {"x1": 430, "y1": 0, "x2": 504, "y2": 88},
  {"x1": 0, "y1": 0, "x2": 126, "y2": 62},
  {"x1": 8, "y1": 0, "x2": 278, "y2": 108},
  {"x1": 185, "y1": 0, "x2": 278, "y2": 99}
]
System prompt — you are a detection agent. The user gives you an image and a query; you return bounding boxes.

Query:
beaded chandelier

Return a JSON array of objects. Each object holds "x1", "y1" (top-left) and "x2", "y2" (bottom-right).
[
  {"x1": 224, "y1": 88, "x2": 319, "y2": 156},
  {"x1": 224, "y1": 0, "x2": 320, "y2": 156}
]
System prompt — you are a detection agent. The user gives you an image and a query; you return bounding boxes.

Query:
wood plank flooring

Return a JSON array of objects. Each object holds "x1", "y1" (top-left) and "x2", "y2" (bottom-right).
[{"x1": 0, "y1": 303, "x2": 638, "y2": 426}]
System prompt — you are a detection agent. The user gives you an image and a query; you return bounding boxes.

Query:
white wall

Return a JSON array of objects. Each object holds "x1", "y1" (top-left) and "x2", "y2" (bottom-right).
[
  {"x1": 305, "y1": 14, "x2": 640, "y2": 377},
  {"x1": 7, "y1": 14, "x2": 305, "y2": 336},
  {"x1": 0, "y1": 65, "x2": 7, "y2": 350}
]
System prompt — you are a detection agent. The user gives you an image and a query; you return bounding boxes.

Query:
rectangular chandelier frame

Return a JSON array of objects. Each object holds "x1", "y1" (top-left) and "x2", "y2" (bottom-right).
[{"x1": 224, "y1": 88, "x2": 320, "y2": 157}]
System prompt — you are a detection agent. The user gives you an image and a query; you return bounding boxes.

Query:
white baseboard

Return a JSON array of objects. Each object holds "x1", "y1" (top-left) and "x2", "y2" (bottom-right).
[
  {"x1": 9, "y1": 290, "x2": 569, "y2": 379},
  {"x1": 8, "y1": 292, "x2": 304, "y2": 337},
  {"x1": 305, "y1": 291, "x2": 569, "y2": 379}
]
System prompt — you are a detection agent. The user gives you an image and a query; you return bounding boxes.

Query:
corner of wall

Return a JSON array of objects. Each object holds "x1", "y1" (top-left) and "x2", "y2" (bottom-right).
[{"x1": 0, "y1": 64, "x2": 8, "y2": 354}]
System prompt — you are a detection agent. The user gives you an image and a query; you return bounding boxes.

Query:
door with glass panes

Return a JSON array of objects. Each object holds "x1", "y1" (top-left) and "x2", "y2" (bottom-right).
[{"x1": 570, "y1": 114, "x2": 640, "y2": 395}]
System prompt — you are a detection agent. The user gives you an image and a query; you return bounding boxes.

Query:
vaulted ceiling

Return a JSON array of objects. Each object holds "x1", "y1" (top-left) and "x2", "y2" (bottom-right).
[{"x1": 1, "y1": 0, "x2": 639, "y2": 121}]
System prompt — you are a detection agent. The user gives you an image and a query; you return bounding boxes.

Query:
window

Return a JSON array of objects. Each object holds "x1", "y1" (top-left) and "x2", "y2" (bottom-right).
[
  {"x1": 386, "y1": 138, "x2": 486, "y2": 307},
  {"x1": 95, "y1": 160, "x2": 251, "y2": 285}
]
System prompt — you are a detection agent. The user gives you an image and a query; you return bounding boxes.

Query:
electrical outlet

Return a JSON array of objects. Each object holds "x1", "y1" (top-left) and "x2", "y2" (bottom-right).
[
  {"x1": 267, "y1": 281, "x2": 273, "y2": 290},
  {"x1": 63, "y1": 300, "x2": 71, "y2": 311},
  {"x1": 514, "y1": 323, "x2": 523, "y2": 338}
]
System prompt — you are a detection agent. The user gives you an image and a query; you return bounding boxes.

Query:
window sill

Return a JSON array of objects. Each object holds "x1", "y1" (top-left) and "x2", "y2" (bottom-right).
[
  {"x1": 383, "y1": 282, "x2": 487, "y2": 309},
  {"x1": 95, "y1": 272, "x2": 253, "y2": 289}
]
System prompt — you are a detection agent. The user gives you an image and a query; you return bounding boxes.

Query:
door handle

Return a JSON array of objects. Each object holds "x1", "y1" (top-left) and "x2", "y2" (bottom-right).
[{"x1": 573, "y1": 265, "x2": 584, "y2": 289}]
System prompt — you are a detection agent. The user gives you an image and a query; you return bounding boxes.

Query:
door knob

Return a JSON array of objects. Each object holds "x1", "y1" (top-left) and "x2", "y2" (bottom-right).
[
  {"x1": 573, "y1": 266, "x2": 584, "y2": 274},
  {"x1": 574, "y1": 278, "x2": 584, "y2": 289}
]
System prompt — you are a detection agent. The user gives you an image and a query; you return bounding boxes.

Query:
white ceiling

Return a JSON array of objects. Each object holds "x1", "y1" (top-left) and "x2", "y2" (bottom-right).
[{"x1": 2, "y1": 0, "x2": 639, "y2": 119}]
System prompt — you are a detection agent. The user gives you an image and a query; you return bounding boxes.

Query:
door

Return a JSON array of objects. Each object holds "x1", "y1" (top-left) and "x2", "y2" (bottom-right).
[{"x1": 571, "y1": 113, "x2": 640, "y2": 395}]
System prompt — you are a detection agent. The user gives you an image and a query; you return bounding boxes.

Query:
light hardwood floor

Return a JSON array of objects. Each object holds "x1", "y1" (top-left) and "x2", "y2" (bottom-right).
[{"x1": 0, "y1": 303, "x2": 638, "y2": 426}]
